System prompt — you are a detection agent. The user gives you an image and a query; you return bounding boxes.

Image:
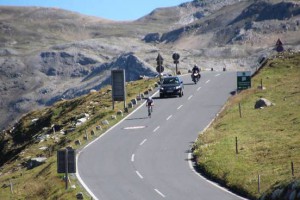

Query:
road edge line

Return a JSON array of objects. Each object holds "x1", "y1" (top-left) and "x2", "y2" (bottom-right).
[
  {"x1": 76, "y1": 90, "x2": 159, "y2": 199},
  {"x1": 188, "y1": 99, "x2": 249, "y2": 200}
]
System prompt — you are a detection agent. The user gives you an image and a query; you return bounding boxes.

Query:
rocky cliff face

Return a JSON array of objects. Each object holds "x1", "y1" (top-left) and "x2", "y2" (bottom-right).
[{"x1": 1, "y1": 0, "x2": 300, "y2": 131}]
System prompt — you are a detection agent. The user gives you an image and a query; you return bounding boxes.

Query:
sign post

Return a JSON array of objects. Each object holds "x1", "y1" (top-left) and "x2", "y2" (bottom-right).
[
  {"x1": 237, "y1": 71, "x2": 251, "y2": 91},
  {"x1": 172, "y1": 53, "x2": 180, "y2": 75},
  {"x1": 111, "y1": 69, "x2": 126, "y2": 111},
  {"x1": 156, "y1": 53, "x2": 164, "y2": 83}
]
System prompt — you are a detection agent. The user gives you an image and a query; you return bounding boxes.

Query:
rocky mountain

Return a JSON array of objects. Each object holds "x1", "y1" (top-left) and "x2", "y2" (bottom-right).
[{"x1": 1, "y1": 0, "x2": 300, "y2": 131}]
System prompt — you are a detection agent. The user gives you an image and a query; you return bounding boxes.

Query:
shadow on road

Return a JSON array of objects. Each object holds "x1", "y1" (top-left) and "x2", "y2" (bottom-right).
[
  {"x1": 184, "y1": 82, "x2": 198, "y2": 86},
  {"x1": 230, "y1": 90, "x2": 237, "y2": 95},
  {"x1": 126, "y1": 117, "x2": 148, "y2": 121}
]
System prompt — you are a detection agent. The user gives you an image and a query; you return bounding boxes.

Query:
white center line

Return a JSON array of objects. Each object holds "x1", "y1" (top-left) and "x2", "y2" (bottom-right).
[
  {"x1": 131, "y1": 154, "x2": 135, "y2": 162},
  {"x1": 153, "y1": 126, "x2": 160, "y2": 132},
  {"x1": 140, "y1": 139, "x2": 147, "y2": 146},
  {"x1": 197, "y1": 87, "x2": 202, "y2": 91},
  {"x1": 205, "y1": 80, "x2": 210, "y2": 84},
  {"x1": 136, "y1": 171, "x2": 143, "y2": 179},
  {"x1": 166, "y1": 115, "x2": 172, "y2": 121},
  {"x1": 188, "y1": 95, "x2": 193, "y2": 100},
  {"x1": 177, "y1": 105, "x2": 183, "y2": 110},
  {"x1": 215, "y1": 74, "x2": 220, "y2": 77},
  {"x1": 154, "y1": 189, "x2": 166, "y2": 198}
]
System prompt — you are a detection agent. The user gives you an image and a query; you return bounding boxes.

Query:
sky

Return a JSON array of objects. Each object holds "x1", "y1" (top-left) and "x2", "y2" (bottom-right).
[{"x1": 0, "y1": 0, "x2": 190, "y2": 21}]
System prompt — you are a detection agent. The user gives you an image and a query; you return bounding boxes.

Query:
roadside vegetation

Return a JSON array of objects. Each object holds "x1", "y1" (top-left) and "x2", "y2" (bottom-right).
[
  {"x1": 193, "y1": 51, "x2": 300, "y2": 199},
  {"x1": 0, "y1": 78, "x2": 158, "y2": 199}
]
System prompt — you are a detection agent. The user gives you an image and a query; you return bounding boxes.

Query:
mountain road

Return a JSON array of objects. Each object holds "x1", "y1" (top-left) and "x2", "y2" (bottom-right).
[{"x1": 77, "y1": 71, "x2": 247, "y2": 200}]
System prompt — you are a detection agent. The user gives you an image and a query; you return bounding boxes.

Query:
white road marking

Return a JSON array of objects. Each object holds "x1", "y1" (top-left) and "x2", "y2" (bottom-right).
[
  {"x1": 154, "y1": 189, "x2": 166, "y2": 198},
  {"x1": 177, "y1": 105, "x2": 183, "y2": 110},
  {"x1": 188, "y1": 95, "x2": 193, "y2": 100},
  {"x1": 197, "y1": 87, "x2": 202, "y2": 91},
  {"x1": 140, "y1": 139, "x2": 147, "y2": 146},
  {"x1": 131, "y1": 154, "x2": 135, "y2": 162},
  {"x1": 124, "y1": 126, "x2": 146, "y2": 130},
  {"x1": 205, "y1": 80, "x2": 210, "y2": 84},
  {"x1": 215, "y1": 74, "x2": 221, "y2": 77},
  {"x1": 136, "y1": 171, "x2": 143, "y2": 179},
  {"x1": 153, "y1": 126, "x2": 160, "y2": 133},
  {"x1": 166, "y1": 115, "x2": 172, "y2": 121}
]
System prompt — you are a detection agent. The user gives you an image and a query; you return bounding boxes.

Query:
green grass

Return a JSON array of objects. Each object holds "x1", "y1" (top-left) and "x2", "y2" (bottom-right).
[
  {"x1": 0, "y1": 78, "x2": 158, "y2": 199},
  {"x1": 193, "y1": 52, "x2": 300, "y2": 199}
]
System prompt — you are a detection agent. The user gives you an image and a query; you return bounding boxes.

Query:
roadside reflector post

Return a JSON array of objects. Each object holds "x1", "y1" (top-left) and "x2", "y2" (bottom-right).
[
  {"x1": 258, "y1": 174, "x2": 261, "y2": 193},
  {"x1": 291, "y1": 161, "x2": 294, "y2": 177},
  {"x1": 235, "y1": 137, "x2": 238, "y2": 154},
  {"x1": 239, "y1": 103, "x2": 242, "y2": 118}
]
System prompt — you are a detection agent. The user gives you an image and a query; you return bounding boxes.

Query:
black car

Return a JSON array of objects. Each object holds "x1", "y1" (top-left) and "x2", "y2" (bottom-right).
[{"x1": 159, "y1": 76, "x2": 184, "y2": 98}]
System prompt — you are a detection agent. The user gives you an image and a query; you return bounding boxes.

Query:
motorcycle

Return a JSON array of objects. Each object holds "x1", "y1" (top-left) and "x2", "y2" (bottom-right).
[{"x1": 191, "y1": 72, "x2": 201, "y2": 84}]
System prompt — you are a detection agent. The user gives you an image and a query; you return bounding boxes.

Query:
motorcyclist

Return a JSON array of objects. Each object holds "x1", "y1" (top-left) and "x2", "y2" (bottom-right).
[{"x1": 191, "y1": 65, "x2": 201, "y2": 79}]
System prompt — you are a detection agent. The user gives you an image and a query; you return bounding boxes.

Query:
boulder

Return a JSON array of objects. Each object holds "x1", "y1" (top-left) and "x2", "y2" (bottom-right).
[
  {"x1": 124, "y1": 107, "x2": 129, "y2": 113},
  {"x1": 255, "y1": 98, "x2": 274, "y2": 109},
  {"x1": 144, "y1": 90, "x2": 149, "y2": 95},
  {"x1": 128, "y1": 102, "x2": 133, "y2": 108},
  {"x1": 27, "y1": 157, "x2": 47, "y2": 169},
  {"x1": 136, "y1": 95, "x2": 142, "y2": 101},
  {"x1": 75, "y1": 140, "x2": 81, "y2": 145},
  {"x1": 102, "y1": 120, "x2": 109, "y2": 125},
  {"x1": 76, "y1": 192, "x2": 84, "y2": 200},
  {"x1": 272, "y1": 188, "x2": 283, "y2": 199},
  {"x1": 131, "y1": 99, "x2": 137, "y2": 105},
  {"x1": 83, "y1": 135, "x2": 88, "y2": 140},
  {"x1": 90, "y1": 130, "x2": 95, "y2": 136},
  {"x1": 289, "y1": 190, "x2": 296, "y2": 200},
  {"x1": 117, "y1": 110, "x2": 123, "y2": 116}
]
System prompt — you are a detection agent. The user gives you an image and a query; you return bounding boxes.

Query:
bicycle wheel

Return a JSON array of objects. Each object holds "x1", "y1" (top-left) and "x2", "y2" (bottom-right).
[{"x1": 148, "y1": 106, "x2": 151, "y2": 117}]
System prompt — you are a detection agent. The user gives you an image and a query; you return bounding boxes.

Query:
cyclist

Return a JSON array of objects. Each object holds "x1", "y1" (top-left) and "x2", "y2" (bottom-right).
[{"x1": 146, "y1": 97, "x2": 154, "y2": 117}]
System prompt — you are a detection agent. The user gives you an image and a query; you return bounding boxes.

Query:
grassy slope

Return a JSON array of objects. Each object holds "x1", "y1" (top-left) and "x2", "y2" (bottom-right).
[
  {"x1": 193, "y1": 52, "x2": 300, "y2": 199},
  {"x1": 0, "y1": 78, "x2": 157, "y2": 199}
]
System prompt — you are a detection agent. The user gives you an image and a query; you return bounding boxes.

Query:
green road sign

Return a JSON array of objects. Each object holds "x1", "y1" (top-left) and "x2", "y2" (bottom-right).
[{"x1": 237, "y1": 71, "x2": 251, "y2": 90}]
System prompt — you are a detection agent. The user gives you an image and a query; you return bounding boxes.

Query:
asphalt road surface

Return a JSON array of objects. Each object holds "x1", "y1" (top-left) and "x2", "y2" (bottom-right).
[{"x1": 77, "y1": 71, "x2": 247, "y2": 200}]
